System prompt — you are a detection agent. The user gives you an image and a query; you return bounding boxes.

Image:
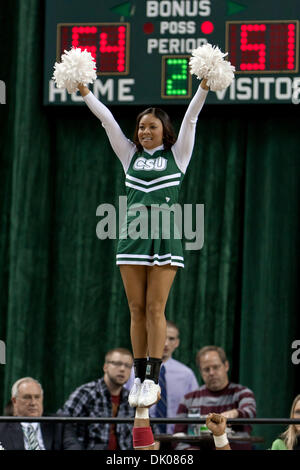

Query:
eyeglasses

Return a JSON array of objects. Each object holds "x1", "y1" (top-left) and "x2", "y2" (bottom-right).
[
  {"x1": 201, "y1": 364, "x2": 222, "y2": 375},
  {"x1": 107, "y1": 361, "x2": 132, "y2": 369}
]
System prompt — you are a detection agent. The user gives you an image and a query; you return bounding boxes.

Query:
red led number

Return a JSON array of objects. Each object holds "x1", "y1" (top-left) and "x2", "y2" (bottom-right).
[
  {"x1": 228, "y1": 21, "x2": 297, "y2": 73},
  {"x1": 60, "y1": 24, "x2": 128, "y2": 74},
  {"x1": 72, "y1": 26, "x2": 97, "y2": 60},
  {"x1": 287, "y1": 24, "x2": 295, "y2": 70},
  {"x1": 100, "y1": 26, "x2": 126, "y2": 72},
  {"x1": 240, "y1": 24, "x2": 266, "y2": 71}
]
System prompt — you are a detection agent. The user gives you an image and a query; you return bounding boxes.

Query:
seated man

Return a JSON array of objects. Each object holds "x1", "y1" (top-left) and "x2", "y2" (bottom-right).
[
  {"x1": 58, "y1": 347, "x2": 135, "y2": 450},
  {"x1": 0, "y1": 377, "x2": 81, "y2": 450},
  {"x1": 174, "y1": 345, "x2": 256, "y2": 450},
  {"x1": 126, "y1": 321, "x2": 199, "y2": 435}
]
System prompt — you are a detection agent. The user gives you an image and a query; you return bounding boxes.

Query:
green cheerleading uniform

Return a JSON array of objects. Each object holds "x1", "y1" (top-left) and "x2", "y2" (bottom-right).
[
  {"x1": 82, "y1": 85, "x2": 208, "y2": 268},
  {"x1": 116, "y1": 148, "x2": 185, "y2": 268}
]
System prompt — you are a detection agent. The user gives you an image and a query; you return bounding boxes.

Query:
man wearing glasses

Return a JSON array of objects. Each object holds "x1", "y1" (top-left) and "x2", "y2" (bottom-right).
[
  {"x1": 58, "y1": 348, "x2": 134, "y2": 450},
  {"x1": 174, "y1": 345, "x2": 256, "y2": 450}
]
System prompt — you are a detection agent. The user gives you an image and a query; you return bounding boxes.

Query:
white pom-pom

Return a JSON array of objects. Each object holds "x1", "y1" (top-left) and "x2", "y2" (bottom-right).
[
  {"x1": 189, "y1": 43, "x2": 235, "y2": 91},
  {"x1": 53, "y1": 48, "x2": 97, "y2": 94}
]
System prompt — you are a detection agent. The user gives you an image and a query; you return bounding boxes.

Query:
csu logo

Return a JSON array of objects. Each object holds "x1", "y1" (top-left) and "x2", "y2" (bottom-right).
[{"x1": 133, "y1": 156, "x2": 167, "y2": 171}]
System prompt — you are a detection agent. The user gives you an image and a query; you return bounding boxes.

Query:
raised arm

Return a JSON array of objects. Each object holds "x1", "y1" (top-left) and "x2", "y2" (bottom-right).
[
  {"x1": 172, "y1": 79, "x2": 209, "y2": 174},
  {"x1": 78, "y1": 84, "x2": 136, "y2": 173}
]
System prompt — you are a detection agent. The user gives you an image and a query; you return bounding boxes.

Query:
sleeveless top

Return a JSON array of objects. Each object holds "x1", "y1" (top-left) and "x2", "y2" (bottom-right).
[{"x1": 125, "y1": 148, "x2": 184, "y2": 209}]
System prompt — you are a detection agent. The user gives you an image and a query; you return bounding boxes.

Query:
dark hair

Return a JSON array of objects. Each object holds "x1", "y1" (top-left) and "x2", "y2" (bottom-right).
[
  {"x1": 196, "y1": 346, "x2": 228, "y2": 369},
  {"x1": 166, "y1": 320, "x2": 179, "y2": 336},
  {"x1": 133, "y1": 108, "x2": 177, "y2": 153},
  {"x1": 105, "y1": 348, "x2": 133, "y2": 363}
]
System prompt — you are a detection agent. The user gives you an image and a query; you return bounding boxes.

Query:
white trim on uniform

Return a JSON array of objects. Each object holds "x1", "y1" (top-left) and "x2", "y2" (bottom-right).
[
  {"x1": 116, "y1": 260, "x2": 184, "y2": 267},
  {"x1": 116, "y1": 253, "x2": 184, "y2": 261},
  {"x1": 126, "y1": 173, "x2": 181, "y2": 186},
  {"x1": 125, "y1": 180, "x2": 180, "y2": 193},
  {"x1": 116, "y1": 253, "x2": 184, "y2": 267}
]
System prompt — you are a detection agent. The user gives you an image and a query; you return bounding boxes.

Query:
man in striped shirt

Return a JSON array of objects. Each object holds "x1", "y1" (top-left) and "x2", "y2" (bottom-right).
[{"x1": 174, "y1": 346, "x2": 256, "y2": 450}]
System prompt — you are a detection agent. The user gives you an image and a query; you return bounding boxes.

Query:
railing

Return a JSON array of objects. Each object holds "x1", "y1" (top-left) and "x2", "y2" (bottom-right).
[{"x1": 0, "y1": 416, "x2": 299, "y2": 424}]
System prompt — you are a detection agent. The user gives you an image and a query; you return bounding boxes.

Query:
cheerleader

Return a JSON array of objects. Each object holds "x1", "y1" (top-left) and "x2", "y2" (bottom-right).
[{"x1": 53, "y1": 44, "x2": 234, "y2": 408}]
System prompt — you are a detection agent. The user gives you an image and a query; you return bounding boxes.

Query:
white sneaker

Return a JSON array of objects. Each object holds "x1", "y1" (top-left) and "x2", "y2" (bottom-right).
[
  {"x1": 138, "y1": 379, "x2": 161, "y2": 408},
  {"x1": 128, "y1": 378, "x2": 142, "y2": 407}
]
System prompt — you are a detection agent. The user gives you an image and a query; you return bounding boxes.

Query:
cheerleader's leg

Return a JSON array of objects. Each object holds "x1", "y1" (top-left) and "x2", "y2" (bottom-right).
[
  {"x1": 119, "y1": 265, "x2": 148, "y2": 358},
  {"x1": 145, "y1": 264, "x2": 178, "y2": 359}
]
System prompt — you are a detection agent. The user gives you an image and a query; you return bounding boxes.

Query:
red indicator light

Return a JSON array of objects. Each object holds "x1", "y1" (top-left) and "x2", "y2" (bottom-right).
[
  {"x1": 143, "y1": 22, "x2": 154, "y2": 34},
  {"x1": 201, "y1": 21, "x2": 214, "y2": 34}
]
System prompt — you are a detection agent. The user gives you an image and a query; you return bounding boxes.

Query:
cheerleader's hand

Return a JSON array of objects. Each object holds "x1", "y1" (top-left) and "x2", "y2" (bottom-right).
[
  {"x1": 78, "y1": 83, "x2": 90, "y2": 97},
  {"x1": 206, "y1": 413, "x2": 227, "y2": 436},
  {"x1": 200, "y1": 79, "x2": 209, "y2": 90}
]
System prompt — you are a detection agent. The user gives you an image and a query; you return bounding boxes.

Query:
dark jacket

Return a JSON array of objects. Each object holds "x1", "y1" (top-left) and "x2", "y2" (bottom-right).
[{"x1": 0, "y1": 419, "x2": 82, "y2": 450}]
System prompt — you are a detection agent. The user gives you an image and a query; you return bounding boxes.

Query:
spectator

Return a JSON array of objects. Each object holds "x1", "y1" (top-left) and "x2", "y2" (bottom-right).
[
  {"x1": 174, "y1": 345, "x2": 256, "y2": 450},
  {"x1": 58, "y1": 347, "x2": 135, "y2": 450},
  {"x1": 0, "y1": 377, "x2": 81, "y2": 450},
  {"x1": 271, "y1": 394, "x2": 300, "y2": 450},
  {"x1": 126, "y1": 320, "x2": 199, "y2": 434}
]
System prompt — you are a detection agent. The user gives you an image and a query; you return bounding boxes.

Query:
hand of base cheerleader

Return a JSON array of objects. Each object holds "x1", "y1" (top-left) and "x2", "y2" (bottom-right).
[{"x1": 206, "y1": 413, "x2": 231, "y2": 450}]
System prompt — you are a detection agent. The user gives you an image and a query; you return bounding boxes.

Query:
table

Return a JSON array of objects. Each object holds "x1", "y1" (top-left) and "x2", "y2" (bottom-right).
[{"x1": 154, "y1": 433, "x2": 265, "y2": 451}]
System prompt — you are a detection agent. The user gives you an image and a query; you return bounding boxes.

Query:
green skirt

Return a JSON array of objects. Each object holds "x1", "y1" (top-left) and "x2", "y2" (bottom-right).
[{"x1": 116, "y1": 206, "x2": 184, "y2": 268}]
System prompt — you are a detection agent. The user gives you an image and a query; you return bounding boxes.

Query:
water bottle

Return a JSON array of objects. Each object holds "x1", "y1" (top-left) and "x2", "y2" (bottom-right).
[
  {"x1": 187, "y1": 408, "x2": 201, "y2": 436},
  {"x1": 200, "y1": 415, "x2": 210, "y2": 433}
]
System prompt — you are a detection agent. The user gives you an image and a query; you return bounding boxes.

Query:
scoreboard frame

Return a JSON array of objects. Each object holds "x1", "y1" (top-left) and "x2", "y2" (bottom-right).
[{"x1": 44, "y1": 0, "x2": 300, "y2": 105}]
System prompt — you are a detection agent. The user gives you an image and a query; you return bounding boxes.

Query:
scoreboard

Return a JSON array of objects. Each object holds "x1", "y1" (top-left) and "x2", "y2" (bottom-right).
[{"x1": 44, "y1": 0, "x2": 300, "y2": 105}]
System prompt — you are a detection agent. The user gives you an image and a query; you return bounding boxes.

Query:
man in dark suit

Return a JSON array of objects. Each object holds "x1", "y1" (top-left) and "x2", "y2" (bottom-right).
[{"x1": 0, "y1": 377, "x2": 82, "y2": 450}]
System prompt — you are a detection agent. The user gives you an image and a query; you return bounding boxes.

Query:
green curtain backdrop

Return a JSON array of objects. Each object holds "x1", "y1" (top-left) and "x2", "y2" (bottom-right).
[{"x1": 1, "y1": 0, "x2": 299, "y2": 448}]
